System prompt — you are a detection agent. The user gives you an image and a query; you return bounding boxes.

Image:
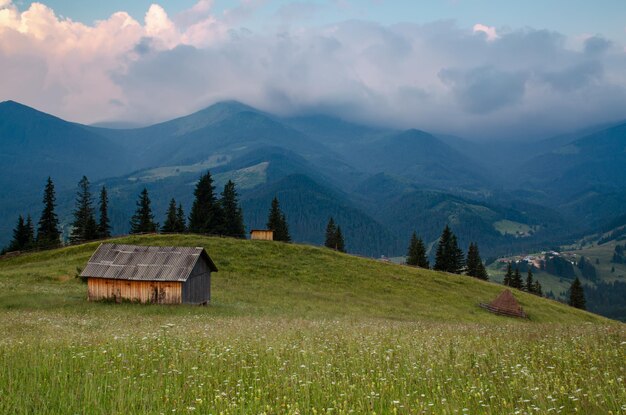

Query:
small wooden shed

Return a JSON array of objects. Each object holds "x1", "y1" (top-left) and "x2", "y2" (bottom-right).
[
  {"x1": 250, "y1": 229, "x2": 274, "y2": 241},
  {"x1": 81, "y1": 243, "x2": 218, "y2": 305},
  {"x1": 479, "y1": 289, "x2": 527, "y2": 318}
]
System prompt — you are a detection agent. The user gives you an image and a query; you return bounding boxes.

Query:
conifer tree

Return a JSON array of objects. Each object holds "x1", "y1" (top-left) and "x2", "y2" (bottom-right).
[
  {"x1": 568, "y1": 277, "x2": 586, "y2": 309},
  {"x1": 503, "y1": 263, "x2": 513, "y2": 286},
  {"x1": 511, "y1": 266, "x2": 523, "y2": 289},
  {"x1": 266, "y1": 197, "x2": 290, "y2": 242},
  {"x1": 220, "y1": 180, "x2": 245, "y2": 238},
  {"x1": 175, "y1": 204, "x2": 186, "y2": 233},
  {"x1": 532, "y1": 279, "x2": 543, "y2": 296},
  {"x1": 70, "y1": 176, "x2": 98, "y2": 244},
  {"x1": 161, "y1": 199, "x2": 179, "y2": 233},
  {"x1": 406, "y1": 231, "x2": 429, "y2": 268},
  {"x1": 98, "y1": 186, "x2": 111, "y2": 238},
  {"x1": 433, "y1": 225, "x2": 464, "y2": 274},
  {"x1": 278, "y1": 212, "x2": 291, "y2": 242},
  {"x1": 325, "y1": 218, "x2": 347, "y2": 252},
  {"x1": 525, "y1": 268, "x2": 534, "y2": 292},
  {"x1": 24, "y1": 215, "x2": 35, "y2": 249},
  {"x1": 335, "y1": 226, "x2": 346, "y2": 253},
  {"x1": 434, "y1": 225, "x2": 452, "y2": 272},
  {"x1": 188, "y1": 172, "x2": 223, "y2": 234},
  {"x1": 7, "y1": 215, "x2": 28, "y2": 252},
  {"x1": 325, "y1": 217, "x2": 337, "y2": 249},
  {"x1": 449, "y1": 235, "x2": 465, "y2": 274},
  {"x1": 129, "y1": 188, "x2": 158, "y2": 234},
  {"x1": 465, "y1": 242, "x2": 488, "y2": 280},
  {"x1": 37, "y1": 177, "x2": 61, "y2": 249}
]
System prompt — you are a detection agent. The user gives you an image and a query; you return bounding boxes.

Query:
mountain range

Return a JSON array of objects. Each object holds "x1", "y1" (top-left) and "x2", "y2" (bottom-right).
[{"x1": 1, "y1": 99, "x2": 625, "y2": 258}]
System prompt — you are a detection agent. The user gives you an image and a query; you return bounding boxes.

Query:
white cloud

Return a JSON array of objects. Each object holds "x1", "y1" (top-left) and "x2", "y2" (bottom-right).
[
  {"x1": 473, "y1": 23, "x2": 498, "y2": 41},
  {"x1": 0, "y1": 1, "x2": 625, "y2": 140}
]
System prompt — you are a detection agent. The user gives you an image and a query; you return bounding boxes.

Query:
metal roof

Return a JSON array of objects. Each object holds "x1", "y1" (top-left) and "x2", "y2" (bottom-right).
[{"x1": 80, "y1": 243, "x2": 218, "y2": 282}]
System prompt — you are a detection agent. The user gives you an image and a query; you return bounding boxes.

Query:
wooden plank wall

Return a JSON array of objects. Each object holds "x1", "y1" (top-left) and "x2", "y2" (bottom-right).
[
  {"x1": 88, "y1": 278, "x2": 182, "y2": 304},
  {"x1": 251, "y1": 230, "x2": 274, "y2": 241},
  {"x1": 182, "y1": 257, "x2": 211, "y2": 304}
]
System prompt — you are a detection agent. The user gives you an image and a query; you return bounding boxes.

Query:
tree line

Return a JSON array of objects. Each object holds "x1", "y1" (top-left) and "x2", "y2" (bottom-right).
[
  {"x1": 501, "y1": 258, "x2": 588, "y2": 309},
  {"x1": 502, "y1": 262, "x2": 543, "y2": 296},
  {"x1": 401, "y1": 224, "x2": 590, "y2": 310},
  {"x1": 405, "y1": 225, "x2": 489, "y2": 280},
  {"x1": 3, "y1": 172, "x2": 295, "y2": 253}
]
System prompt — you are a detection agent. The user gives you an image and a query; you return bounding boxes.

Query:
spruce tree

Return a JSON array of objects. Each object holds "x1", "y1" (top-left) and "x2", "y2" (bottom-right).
[
  {"x1": 325, "y1": 218, "x2": 337, "y2": 249},
  {"x1": 434, "y1": 225, "x2": 452, "y2": 272},
  {"x1": 525, "y1": 268, "x2": 534, "y2": 292},
  {"x1": 449, "y1": 235, "x2": 465, "y2": 274},
  {"x1": 465, "y1": 242, "x2": 488, "y2": 280},
  {"x1": 568, "y1": 277, "x2": 586, "y2": 309},
  {"x1": 503, "y1": 263, "x2": 513, "y2": 286},
  {"x1": 511, "y1": 266, "x2": 523, "y2": 289},
  {"x1": 24, "y1": 215, "x2": 35, "y2": 249},
  {"x1": 37, "y1": 177, "x2": 61, "y2": 249},
  {"x1": 278, "y1": 212, "x2": 291, "y2": 242},
  {"x1": 266, "y1": 197, "x2": 290, "y2": 242},
  {"x1": 433, "y1": 226, "x2": 464, "y2": 274},
  {"x1": 129, "y1": 188, "x2": 158, "y2": 234},
  {"x1": 335, "y1": 226, "x2": 346, "y2": 253},
  {"x1": 188, "y1": 172, "x2": 223, "y2": 235},
  {"x1": 220, "y1": 180, "x2": 245, "y2": 238},
  {"x1": 175, "y1": 204, "x2": 186, "y2": 233},
  {"x1": 70, "y1": 176, "x2": 98, "y2": 244},
  {"x1": 465, "y1": 242, "x2": 478, "y2": 275},
  {"x1": 267, "y1": 197, "x2": 282, "y2": 235},
  {"x1": 532, "y1": 279, "x2": 543, "y2": 296},
  {"x1": 161, "y1": 199, "x2": 179, "y2": 233},
  {"x1": 7, "y1": 215, "x2": 28, "y2": 252},
  {"x1": 98, "y1": 186, "x2": 111, "y2": 238},
  {"x1": 406, "y1": 232, "x2": 429, "y2": 268}
]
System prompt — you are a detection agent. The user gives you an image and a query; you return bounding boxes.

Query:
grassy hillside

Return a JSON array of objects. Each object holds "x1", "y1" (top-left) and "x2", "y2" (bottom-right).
[
  {"x1": 0, "y1": 234, "x2": 603, "y2": 323},
  {"x1": 0, "y1": 235, "x2": 623, "y2": 414}
]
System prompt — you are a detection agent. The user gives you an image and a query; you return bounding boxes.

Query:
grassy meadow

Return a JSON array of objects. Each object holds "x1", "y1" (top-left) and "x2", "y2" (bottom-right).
[{"x1": 0, "y1": 235, "x2": 624, "y2": 414}]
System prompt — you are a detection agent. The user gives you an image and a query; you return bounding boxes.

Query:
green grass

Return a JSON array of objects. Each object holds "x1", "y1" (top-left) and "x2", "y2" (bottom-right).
[
  {"x1": 493, "y1": 220, "x2": 538, "y2": 237},
  {"x1": 0, "y1": 234, "x2": 604, "y2": 323},
  {"x1": 566, "y1": 241, "x2": 626, "y2": 283},
  {"x1": 0, "y1": 234, "x2": 624, "y2": 414},
  {"x1": 128, "y1": 155, "x2": 230, "y2": 183},
  {"x1": 214, "y1": 161, "x2": 269, "y2": 190}
]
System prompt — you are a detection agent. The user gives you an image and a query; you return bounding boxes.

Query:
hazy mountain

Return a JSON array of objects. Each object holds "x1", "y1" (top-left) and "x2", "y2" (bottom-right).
[
  {"x1": 349, "y1": 129, "x2": 492, "y2": 191},
  {"x1": 0, "y1": 101, "x2": 127, "y2": 190},
  {"x1": 514, "y1": 122, "x2": 626, "y2": 218},
  {"x1": 2, "y1": 100, "x2": 625, "y2": 259},
  {"x1": 242, "y1": 174, "x2": 403, "y2": 256},
  {"x1": 0, "y1": 101, "x2": 129, "y2": 240},
  {"x1": 284, "y1": 114, "x2": 390, "y2": 150}
]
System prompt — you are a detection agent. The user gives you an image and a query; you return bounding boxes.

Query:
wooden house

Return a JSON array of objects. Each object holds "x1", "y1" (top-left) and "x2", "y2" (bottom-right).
[
  {"x1": 250, "y1": 229, "x2": 274, "y2": 241},
  {"x1": 80, "y1": 243, "x2": 218, "y2": 305}
]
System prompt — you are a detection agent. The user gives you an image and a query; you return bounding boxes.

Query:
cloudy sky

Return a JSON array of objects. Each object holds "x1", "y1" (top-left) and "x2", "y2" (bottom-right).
[{"x1": 1, "y1": 0, "x2": 626, "y2": 139}]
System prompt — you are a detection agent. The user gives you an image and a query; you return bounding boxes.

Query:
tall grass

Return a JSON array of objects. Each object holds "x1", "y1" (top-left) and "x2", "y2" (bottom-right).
[
  {"x1": 0, "y1": 235, "x2": 623, "y2": 413},
  {"x1": 0, "y1": 316, "x2": 624, "y2": 414}
]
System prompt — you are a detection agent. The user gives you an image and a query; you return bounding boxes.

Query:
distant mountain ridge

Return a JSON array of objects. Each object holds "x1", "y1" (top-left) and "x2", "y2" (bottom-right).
[{"x1": 1, "y1": 100, "x2": 625, "y2": 258}]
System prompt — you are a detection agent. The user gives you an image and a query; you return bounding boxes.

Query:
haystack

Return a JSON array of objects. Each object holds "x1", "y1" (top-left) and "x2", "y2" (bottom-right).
[{"x1": 480, "y1": 289, "x2": 527, "y2": 318}]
